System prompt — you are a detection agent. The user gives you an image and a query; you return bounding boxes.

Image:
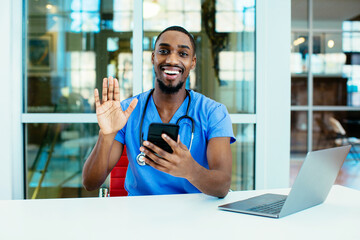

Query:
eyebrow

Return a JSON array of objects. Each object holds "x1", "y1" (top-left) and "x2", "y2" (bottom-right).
[
  {"x1": 158, "y1": 43, "x2": 190, "y2": 50},
  {"x1": 178, "y1": 44, "x2": 190, "y2": 50},
  {"x1": 159, "y1": 43, "x2": 171, "y2": 47}
]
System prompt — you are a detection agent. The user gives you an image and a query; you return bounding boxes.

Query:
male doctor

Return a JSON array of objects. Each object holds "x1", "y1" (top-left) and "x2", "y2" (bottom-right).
[{"x1": 82, "y1": 26, "x2": 235, "y2": 198}]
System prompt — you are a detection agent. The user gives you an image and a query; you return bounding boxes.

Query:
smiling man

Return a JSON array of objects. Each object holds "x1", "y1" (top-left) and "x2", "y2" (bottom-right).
[{"x1": 82, "y1": 26, "x2": 236, "y2": 198}]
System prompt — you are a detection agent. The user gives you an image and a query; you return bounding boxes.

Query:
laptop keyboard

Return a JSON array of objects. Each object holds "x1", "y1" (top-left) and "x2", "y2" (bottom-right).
[{"x1": 247, "y1": 199, "x2": 286, "y2": 215}]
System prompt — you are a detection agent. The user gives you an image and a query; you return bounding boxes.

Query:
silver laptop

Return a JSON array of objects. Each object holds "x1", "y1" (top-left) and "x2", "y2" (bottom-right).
[{"x1": 218, "y1": 145, "x2": 351, "y2": 218}]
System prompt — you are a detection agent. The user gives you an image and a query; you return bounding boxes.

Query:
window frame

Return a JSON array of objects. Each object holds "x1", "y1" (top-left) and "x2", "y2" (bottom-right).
[
  {"x1": 1, "y1": 0, "x2": 291, "y2": 199},
  {"x1": 291, "y1": 0, "x2": 360, "y2": 153}
]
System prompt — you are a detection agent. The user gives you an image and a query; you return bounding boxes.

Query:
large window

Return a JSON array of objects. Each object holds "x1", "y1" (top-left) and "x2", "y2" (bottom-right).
[
  {"x1": 24, "y1": 0, "x2": 256, "y2": 198},
  {"x1": 25, "y1": 0, "x2": 133, "y2": 198},
  {"x1": 291, "y1": 0, "x2": 360, "y2": 159}
]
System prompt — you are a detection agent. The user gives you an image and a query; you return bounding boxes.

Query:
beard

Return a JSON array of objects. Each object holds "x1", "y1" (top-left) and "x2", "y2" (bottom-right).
[{"x1": 157, "y1": 78, "x2": 185, "y2": 94}]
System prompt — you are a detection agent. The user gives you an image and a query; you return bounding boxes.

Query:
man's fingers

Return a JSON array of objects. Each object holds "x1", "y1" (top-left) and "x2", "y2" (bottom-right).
[
  {"x1": 94, "y1": 88, "x2": 100, "y2": 109},
  {"x1": 124, "y1": 98, "x2": 138, "y2": 119},
  {"x1": 102, "y1": 78, "x2": 108, "y2": 102},
  {"x1": 145, "y1": 156, "x2": 168, "y2": 172},
  {"x1": 142, "y1": 141, "x2": 170, "y2": 161},
  {"x1": 108, "y1": 76, "x2": 114, "y2": 100},
  {"x1": 144, "y1": 150, "x2": 166, "y2": 165},
  {"x1": 141, "y1": 146, "x2": 170, "y2": 168},
  {"x1": 162, "y1": 133, "x2": 178, "y2": 150},
  {"x1": 114, "y1": 78, "x2": 120, "y2": 101}
]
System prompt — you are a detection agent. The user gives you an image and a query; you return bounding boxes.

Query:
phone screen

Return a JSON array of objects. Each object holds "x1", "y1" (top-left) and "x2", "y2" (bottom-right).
[{"x1": 147, "y1": 123, "x2": 179, "y2": 153}]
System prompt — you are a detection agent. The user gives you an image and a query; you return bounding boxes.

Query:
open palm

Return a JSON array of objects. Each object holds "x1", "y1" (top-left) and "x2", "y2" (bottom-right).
[{"x1": 95, "y1": 77, "x2": 138, "y2": 135}]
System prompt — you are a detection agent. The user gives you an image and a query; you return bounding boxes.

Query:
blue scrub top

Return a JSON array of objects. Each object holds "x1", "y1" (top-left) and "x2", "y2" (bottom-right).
[{"x1": 115, "y1": 89, "x2": 236, "y2": 196}]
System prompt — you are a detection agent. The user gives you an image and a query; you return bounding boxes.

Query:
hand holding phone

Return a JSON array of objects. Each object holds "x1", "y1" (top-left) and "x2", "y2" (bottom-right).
[{"x1": 147, "y1": 123, "x2": 179, "y2": 153}]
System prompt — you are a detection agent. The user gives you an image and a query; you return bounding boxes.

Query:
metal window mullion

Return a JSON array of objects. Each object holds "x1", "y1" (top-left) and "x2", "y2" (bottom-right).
[
  {"x1": 291, "y1": 106, "x2": 309, "y2": 111},
  {"x1": 293, "y1": 28, "x2": 360, "y2": 33},
  {"x1": 307, "y1": 0, "x2": 313, "y2": 152},
  {"x1": 23, "y1": 0, "x2": 28, "y2": 113},
  {"x1": 293, "y1": 106, "x2": 360, "y2": 111},
  {"x1": 230, "y1": 114, "x2": 257, "y2": 124},
  {"x1": 313, "y1": 106, "x2": 360, "y2": 111},
  {"x1": 22, "y1": 113, "x2": 258, "y2": 124},
  {"x1": 132, "y1": 0, "x2": 143, "y2": 96},
  {"x1": 22, "y1": 114, "x2": 98, "y2": 123},
  {"x1": 292, "y1": 28, "x2": 311, "y2": 32}
]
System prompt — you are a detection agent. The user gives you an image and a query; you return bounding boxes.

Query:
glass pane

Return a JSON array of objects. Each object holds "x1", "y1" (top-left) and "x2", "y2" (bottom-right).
[
  {"x1": 143, "y1": 0, "x2": 201, "y2": 32},
  {"x1": 312, "y1": 33, "x2": 346, "y2": 76},
  {"x1": 312, "y1": 76, "x2": 348, "y2": 106},
  {"x1": 143, "y1": 0, "x2": 256, "y2": 114},
  {"x1": 311, "y1": 32, "x2": 360, "y2": 106},
  {"x1": 26, "y1": 123, "x2": 100, "y2": 199},
  {"x1": 312, "y1": 0, "x2": 360, "y2": 107},
  {"x1": 291, "y1": 76, "x2": 308, "y2": 105},
  {"x1": 291, "y1": 111, "x2": 359, "y2": 187},
  {"x1": 291, "y1": 111, "x2": 307, "y2": 154},
  {"x1": 312, "y1": 111, "x2": 360, "y2": 161},
  {"x1": 231, "y1": 124, "x2": 255, "y2": 191},
  {"x1": 26, "y1": 0, "x2": 133, "y2": 113},
  {"x1": 291, "y1": 32, "x2": 309, "y2": 74},
  {"x1": 291, "y1": 0, "x2": 308, "y2": 29},
  {"x1": 313, "y1": 0, "x2": 360, "y2": 30},
  {"x1": 290, "y1": 111, "x2": 307, "y2": 186},
  {"x1": 291, "y1": 32, "x2": 308, "y2": 106}
]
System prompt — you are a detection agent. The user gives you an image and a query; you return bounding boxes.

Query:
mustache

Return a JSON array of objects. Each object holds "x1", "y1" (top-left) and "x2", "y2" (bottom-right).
[{"x1": 159, "y1": 64, "x2": 184, "y2": 73}]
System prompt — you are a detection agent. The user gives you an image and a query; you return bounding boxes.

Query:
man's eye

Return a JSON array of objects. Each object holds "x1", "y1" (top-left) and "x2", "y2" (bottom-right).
[
  {"x1": 159, "y1": 49, "x2": 168, "y2": 54},
  {"x1": 180, "y1": 52, "x2": 188, "y2": 57}
]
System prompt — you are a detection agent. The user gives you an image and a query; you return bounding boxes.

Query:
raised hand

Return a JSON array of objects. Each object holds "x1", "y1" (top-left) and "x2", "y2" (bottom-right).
[{"x1": 94, "y1": 77, "x2": 138, "y2": 135}]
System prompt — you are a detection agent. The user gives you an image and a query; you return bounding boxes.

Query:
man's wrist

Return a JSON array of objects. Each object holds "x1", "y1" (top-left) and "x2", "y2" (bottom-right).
[
  {"x1": 99, "y1": 129, "x2": 117, "y2": 140},
  {"x1": 186, "y1": 160, "x2": 202, "y2": 183}
]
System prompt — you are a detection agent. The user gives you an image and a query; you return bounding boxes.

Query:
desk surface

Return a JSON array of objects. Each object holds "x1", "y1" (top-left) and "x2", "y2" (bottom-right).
[{"x1": 0, "y1": 185, "x2": 359, "y2": 240}]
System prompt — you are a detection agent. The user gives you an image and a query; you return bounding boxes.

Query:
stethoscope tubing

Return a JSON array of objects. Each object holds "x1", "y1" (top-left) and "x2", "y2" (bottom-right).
[{"x1": 137, "y1": 89, "x2": 195, "y2": 165}]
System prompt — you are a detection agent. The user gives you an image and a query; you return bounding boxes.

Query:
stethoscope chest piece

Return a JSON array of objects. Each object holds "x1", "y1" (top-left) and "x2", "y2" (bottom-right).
[{"x1": 136, "y1": 152, "x2": 146, "y2": 166}]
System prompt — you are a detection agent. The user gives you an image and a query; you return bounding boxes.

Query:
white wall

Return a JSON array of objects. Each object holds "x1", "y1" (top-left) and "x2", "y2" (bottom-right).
[
  {"x1": 0, "y1": 0, "x2": 12, "y2": 200},
  {"x1": 0, "y1": 0, "x2": 23, "y2": 200},
  {"x1": 255, "y1": 0, "x2": 291, "y2": 189}
]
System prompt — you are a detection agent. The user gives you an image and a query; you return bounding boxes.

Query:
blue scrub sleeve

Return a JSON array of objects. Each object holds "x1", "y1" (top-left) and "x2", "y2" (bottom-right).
[
  {"x1": 114, "y1": 128, "x2": 125, "y2": 144},
  {"x1": 207, "y1": 104, "x2": 236, "y2": 144}
]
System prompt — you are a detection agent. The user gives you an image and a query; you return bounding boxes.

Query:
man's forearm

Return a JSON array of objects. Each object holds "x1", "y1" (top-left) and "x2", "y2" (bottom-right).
[
  {"x1": 187, "y1": 164, "x2": 231, "y2": 198},
  {"x1": 82, "y1": 131, "x2": 117, "y2": 191}
]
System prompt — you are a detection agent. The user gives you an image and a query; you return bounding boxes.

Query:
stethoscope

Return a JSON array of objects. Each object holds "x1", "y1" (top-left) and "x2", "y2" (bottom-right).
[{"x1": 136, "y1": 89, "x2": 195, "y2": 166}]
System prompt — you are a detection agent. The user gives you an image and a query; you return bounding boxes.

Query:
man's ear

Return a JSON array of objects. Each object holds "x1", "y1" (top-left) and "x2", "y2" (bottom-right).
[
  {"x1": 151, "y1": 52, "x2": 154, "y2": 65},
  {"x1": 190, "y1": 55, "x2": 197, "y2": 70}
]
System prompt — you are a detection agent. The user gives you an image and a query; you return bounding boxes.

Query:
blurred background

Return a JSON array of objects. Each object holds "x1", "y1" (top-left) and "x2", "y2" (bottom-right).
[
  {"x1": 291, "y1": 0, "x2": 360, "y2": 188},
  {"x1": 25, "y1": 0, "x2": 256, "y2": 198},
  {"x1": 19, "y1": 0, "x2": 360, "y2": 199}
]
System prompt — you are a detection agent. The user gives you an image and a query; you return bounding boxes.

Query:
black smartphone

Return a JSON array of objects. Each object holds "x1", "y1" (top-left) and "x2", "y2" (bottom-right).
[{"x1": 147, "y1": 123, "x2": 179, "y2": 153}]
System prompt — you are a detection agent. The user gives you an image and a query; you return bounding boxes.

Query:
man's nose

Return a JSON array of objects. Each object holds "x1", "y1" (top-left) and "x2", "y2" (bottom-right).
[{"x1": 165, "y1": 52, "x2": 179, "y2": 65}]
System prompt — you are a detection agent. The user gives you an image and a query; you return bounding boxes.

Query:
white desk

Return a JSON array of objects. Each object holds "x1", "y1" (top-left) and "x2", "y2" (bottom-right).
[{"x1": 0, "y1": 185, "x2": 359, "y2": 240}]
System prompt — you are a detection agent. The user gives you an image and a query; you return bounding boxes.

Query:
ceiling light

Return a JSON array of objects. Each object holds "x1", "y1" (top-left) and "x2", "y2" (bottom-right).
[
  {"x1": 328, "y1": 40, "x2": 335, "y2": 48},
  {"x1": 143, "y1": 0, "x2": 160, "y2": 19},
  {"x1": 293, "y1": 37, "x2": 305, "y2": 46}
]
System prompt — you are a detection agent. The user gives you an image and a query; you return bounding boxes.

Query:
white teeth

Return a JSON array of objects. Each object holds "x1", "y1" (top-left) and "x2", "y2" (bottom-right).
[{"x1": 164, "y1": 70, "x2": 179, "y2": 75}]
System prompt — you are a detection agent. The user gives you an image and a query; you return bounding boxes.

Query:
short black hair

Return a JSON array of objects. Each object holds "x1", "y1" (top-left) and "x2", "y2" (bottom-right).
[{"x1": 154, "y1": 26, "x2": 196, "y2": 55}]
